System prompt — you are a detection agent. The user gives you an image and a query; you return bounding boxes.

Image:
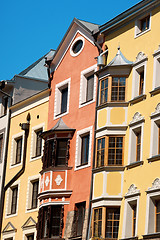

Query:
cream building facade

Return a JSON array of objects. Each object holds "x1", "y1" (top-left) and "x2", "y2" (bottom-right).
[
  {"x1": 1, "y1": 89, "x2": 50, "y2": 240},
  {"x1": 90, "y1": 0, "x2": 160, "y2": 239}
]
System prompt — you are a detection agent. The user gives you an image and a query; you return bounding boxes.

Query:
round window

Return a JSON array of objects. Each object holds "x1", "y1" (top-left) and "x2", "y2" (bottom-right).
[
  {"x1": 70, "y1": 37, "x2": 85, "y2": 57},
  {"x1": 72, "y1": 40, "x2": 83, "y2": 54}
]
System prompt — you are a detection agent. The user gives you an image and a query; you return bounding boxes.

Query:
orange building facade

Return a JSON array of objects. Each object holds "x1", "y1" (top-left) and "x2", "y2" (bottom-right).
[{"x1": 36, "y1": 19, "x2": 99, "y2": 240}]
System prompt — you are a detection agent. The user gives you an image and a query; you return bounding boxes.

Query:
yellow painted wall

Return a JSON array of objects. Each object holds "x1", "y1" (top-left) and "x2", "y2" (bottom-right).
[
  {"x1": 110, "y1": 107, "x2": 125, "y2": 125},
  {"x1": 97, "y1": 109, "x2": 107, "y2": 128},
  {"x1": 94, "y1": 5, "x2": 160, "y2": 240},
  {"x1": 1, "y1": 96, "x2": 49, "y2": 239},
  {"x1": 93, "y1": 173, "x2": 104, "y2": 198},
  {"x1": 106, "y1": 172, "x2": 122, "y2": 196}
]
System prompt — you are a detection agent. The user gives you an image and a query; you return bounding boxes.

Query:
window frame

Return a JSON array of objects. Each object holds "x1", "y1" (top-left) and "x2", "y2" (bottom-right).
[
  {"x1": 10, "y1": 132, "x2": 24, "y2": 168},
  {"x1": 152, "y1": 47, "x2": 160, "y2": 91},
  {"x1": 0, "y1": 133, "x2": 4, "y2": 163},
  {"x1": 131, "y1": 52, "x2": 147, "y2": 100},
  {"x1": 30, "y1": 123, "x2": 44, "y2": 162},
  {"x1": 6, "y1": 181, "x2": 20, "y2": 218},
  {"x1": 26, "y1": 175, "x2": 40, "y2": 213},
  {"x1": 72, "y1": 202, "x2": 86, "y2": 237},
  {"x1": 70, "y1": 36, "x2": 85, "y2": 57},
  {"x1": 99, "y1": 76, "x2": 127, "y2": 105},
  {"x1": 54, "y1": 78, "x2": 71, "y2": 120},
  {"x1": 122, "y1": 185, "x2": 140, "y2": 239},
  {"x1": 79, "y1": 65, "x2": 97, "y2": 108},
  {"x1": 75, "y1": 126, "x2": 92, "y2": 170},
  {"x1": 135, "y1": 13, "x2": 151, "y2": 38},
  {"x1": 95, "y1": 136, "x2": 124, "y2": 168}
]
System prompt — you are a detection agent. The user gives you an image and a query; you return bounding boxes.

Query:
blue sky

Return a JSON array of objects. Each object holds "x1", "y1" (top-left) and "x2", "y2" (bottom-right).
[{"x1": 0, "y1": 0, "x2": 141, "y2": 80}]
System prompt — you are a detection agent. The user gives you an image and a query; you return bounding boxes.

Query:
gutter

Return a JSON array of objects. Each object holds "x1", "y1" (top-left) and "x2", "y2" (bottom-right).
[{"x1": 0, "y1": 112, "x2": 30, "y2": 234}]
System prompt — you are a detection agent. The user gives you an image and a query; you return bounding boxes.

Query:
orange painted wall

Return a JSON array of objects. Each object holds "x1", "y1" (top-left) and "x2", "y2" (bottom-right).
[{"x1": 47, "y1": 31, "x2": 98, "y2": 214}]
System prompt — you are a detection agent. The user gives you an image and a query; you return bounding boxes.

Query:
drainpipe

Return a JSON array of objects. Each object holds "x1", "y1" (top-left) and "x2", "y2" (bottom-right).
[
  {"x1": 0, "y1": 112, "x2": 30, "y2": 234},
  {"x1": 86, "y1": 71, "x2": 100, "y2": 240}
]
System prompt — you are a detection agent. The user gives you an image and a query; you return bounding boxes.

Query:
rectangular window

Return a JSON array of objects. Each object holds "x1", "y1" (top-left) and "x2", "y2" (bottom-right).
[
  {"x1": 93, "y1": 208, "x2": 102, "y2": 238},
  {"x1": 35, "y1": 129, "x2": 42, "y2": 157},
  {"x1": 73, "y1": 202, "x2": 86, "y2": 237},
  {"x1": 136, "y1": 131, "x2": 141, "y2": 162},
  {"x1": 11, "y1": 186, "x2": 18, "y2": 214},
  {"x1": 139, "y1": 71, "x2": 144, "y2": 95},
  {"x1": 111, "y1": 77, "x2": 126, "y2": 102},
  {"x1": 31, "y1": 180, "x2": 39, "y2": 209},
  {"x1": 61, "y1": 87, "x2": 68, "y2": 114},
  {"x1": 105, "y1": 208, "x2": 120, "y2": 239},
  {"x1": 96, "y1": 136, "x2": 124, "y2": 168},
  {"x1": 56, "y1": 139, "x2": 67, "y2": 166},
  {"x1": 15, "y1": 137, "x2": 22, "y2": 164},
  {"x1": 0, "y1": 134, "x2": 3, "y2": 162},
  {"x1": 100, "y1": 78, "x2": 108, "y2": 104},
  {"x1": 132, "y1": 205, "x2": 137, "y2": 236},
  {"x1": 155, "y1": 200, "x2": 160, "y2": 232},
  {"x1": 42, "y1": 205, "x2": 62, "y2": 238},
  {"x1": 81, "y1": 134, "x2": 89, "y2": 165},
  {"x1": 27, "y1": 234, "x2": 34, "y2": 240},
  {"x1": 86, "y1": 74, "x2": 94, "y2": 102},
  {"x1": 158, "y1": 126, "x2": 160, "y2": 155},
  {"x1": 97, "y1": 137, "x2": 105, "y2": 167},
  {"x1": 140, "y1": 16, "x2": 150, "y2": 32}
]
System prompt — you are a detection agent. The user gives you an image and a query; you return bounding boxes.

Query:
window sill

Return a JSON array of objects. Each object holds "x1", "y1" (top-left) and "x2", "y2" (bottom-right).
[
  {"x1": 135, "y1": 27, "x2": 151, "y2": 39},
  {"x1": 75, "y1": 163, "x2": 90, "y2": 171},
  {"x1": 0, "y1": 113, "x2": 7, "y2": 119},
  {"x1": 150, "y1": 87, "x2": 160, "y2": 97},
  {"x1": 30, "y1": 155, "x2": 42, "y2": 162},
  {"x1": 97, "y1": 101, "x2": 129, "y2": 110},
  {"x1": 126, "y1": 161, "x2": 144, "y2": 169},
  {"x1": 40, "y1": 166, "x2": 72, "y2": 174},
  {"x1": 93, "y1": 165, "x2": 125, "y2": 173},
  {"x1": 54, "y1": 111, "x2": 69, "y2": 120},
  {"x1": 129, "y1": 94, "x2": 146, "y2": 105},
  {"x1": 120, "y1": 237, "x2": 138, "y2": 240},
  {"x1": 69, "y1": 236, "x2": 82, "y2": 240},
  {"x1": 142, "y1": 232, "x2": 160, "y2": 239},
  {"x1": 148, "y1": 155, "x2": 160, "y2": 163}
]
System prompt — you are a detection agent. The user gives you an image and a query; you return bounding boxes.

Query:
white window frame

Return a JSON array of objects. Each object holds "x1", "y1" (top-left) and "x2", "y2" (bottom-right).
[
  {"x1": 30, "y1": 123, "x2": 45, "y2": 162},
  {"x1": 26, "y1": 175, "x2": 40, "y2": 213},
  {"x1": 134, "y1": 13, "x2": 151, "y2": 38},
  {"x1": 122, "y1": 184, "x2": 140, "y2": 239},
  {"x1": 5, "y1": 180, "x2": 20, "y2": 218},
  {"x1": 75, "y1": 126, "x2": 92, "y2": 171},
  {"x1": 10, "y1": 132, "x2": 24, "y2": 169},
  {"x1": 23, "y1": 227, "x2": 36, "y2": 240},
  {"x1": 153, "y1": 46, "x2": 160, "y2": 90},
  {"x1": 2, "y1": 232, "x2": 15, "y2": 240},
  {"x1": 79, "y1": 65, "x2": 97, "y2": 108},
  {"x1": 128, "y1": 112, "x2": 144, "y2": 164},
  {"x1": 54, "y1": 78, "x2": 71, "y2": 120},
  {"x1": 132, "y1": 52, "x2": 147, "y2": 99},
  {"x1": 70, "y1": 36, "x2": 85, "y2": 57},
  {"x1": 150, "y1": 104, "x2": 160, "y2": 158},
  {"x1": 145, "y1": 178, "x2": 160, "y2": 235}
]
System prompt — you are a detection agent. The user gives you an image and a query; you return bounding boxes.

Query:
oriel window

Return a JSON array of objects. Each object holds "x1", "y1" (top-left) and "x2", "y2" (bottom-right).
[
  {"x1": 105, "y1": 208, "x2": 120, "y2": 239},
  {"x1": 111, "y1": 77, "x2": 126, "y2": 102}
]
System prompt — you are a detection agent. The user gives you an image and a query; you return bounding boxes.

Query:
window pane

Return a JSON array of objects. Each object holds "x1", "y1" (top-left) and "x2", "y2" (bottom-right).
[
  {"x1": 108, "y1": 137, "x2": 123, "y2": 166},
  {"x1": 61, "y1": 87, "x2": 68, "y2": 113},
  {"x1": 31, "y1": 180, "x2": 39, "y2": 209},
  {"x1": 15, "y1": 137, "x2": 22, "y2": 164},
  {"x1": 86, "y1": 74, "x2": 94, "y2": 102},
  {"x1": 81, "y1": 134, "x2": 89, "y2": 165},
  {"x1": 100, "y1": 78, "x2": 108, "y2": 104},
  {"x1": 11, "y1": 186, "x2": 18, "y2": 214},
  {"x1": 0, "y1": 135, "x2": 3, "y2": 162},
  {"x1": 106, "y1": 208, "x2": 120, "y2": 239},
  {"x1": 56, "y1": 139, "x2": 67, "y2": 166},
  {"x1": 35, "y1": 129, "x2": 42, "y2": 157}
]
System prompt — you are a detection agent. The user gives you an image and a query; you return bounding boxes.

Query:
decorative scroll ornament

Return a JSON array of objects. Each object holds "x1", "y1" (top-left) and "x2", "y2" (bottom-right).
[
  {"x1": 126, "y1": 184, "x2": 140, "y2": 196},
  {"x1": 148, "y1": 178, "x2": 160, "y2": 191},
  {"x1": 55, "y1": 175, "x2": 63, "y2": 186},
  {"x1": 45, "y1": 176, "x2": 50, "y2": 187},
  {"x1": 130, "y1": 112, "x2": 144, "y2": 125},
  {"x1": 136, "y1": 52, "x2": 145, "y2": 62},
  {"x1": 155, "y1": 103, "x2": 160, "y2": 112},
  {"x1": 62, "y1": 197, "x2": 65, "y2": 201}
]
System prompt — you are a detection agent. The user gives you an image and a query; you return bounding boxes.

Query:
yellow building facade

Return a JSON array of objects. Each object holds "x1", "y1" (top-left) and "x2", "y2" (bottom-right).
[
  {"x1": 1, "y1": 89, "x2": 50, "y2": 240},
  {"x1": 91, "y1": 0, "x2": 160, "y2": 239}
]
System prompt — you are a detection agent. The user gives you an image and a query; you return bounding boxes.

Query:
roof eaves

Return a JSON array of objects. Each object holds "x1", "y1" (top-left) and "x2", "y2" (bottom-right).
[{"x1": 99, "y1": 0, "x2": 158, "y2": 33}]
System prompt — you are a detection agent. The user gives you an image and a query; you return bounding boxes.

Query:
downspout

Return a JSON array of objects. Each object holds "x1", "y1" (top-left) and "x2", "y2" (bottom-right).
[
  {"x1": 86, "y1": 70, "x2": 100, "y2": 240},
  {"x1": 0, "y1": 113, "x2": 30, "y2": 234}
]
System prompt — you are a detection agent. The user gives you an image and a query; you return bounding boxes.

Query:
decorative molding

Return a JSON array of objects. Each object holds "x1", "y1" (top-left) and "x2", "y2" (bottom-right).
[
  {"x1": 125, "y1": 184, "x2": 140, "y2": 197},
  {"x1": 22, "y1": 216, "x2": 36, "y2": 230},
  {"x1": 151, "y1": 103, "x2": 160, "y2": 118},
  {"x1": 45, "y1": 176, "x2": 50, "y2": 187},
  {"x1": 153, "y1": 45, "x2": 160, "y2": 57},
  {"x1": 55, "y1": 175, "x2": 63, "y2": 186},
  {"x1": 2, "y1": 222, "x2": 16, "y2": 233},
  {"x1": 148, "y1": 178, "x2": 160, "y2": 191},
  {"x1": 129, "y1": 112, "x2": 144, "y2": 126},
  {"x1": 134, "y1": 52, "x2": 148, "y2": 66}
]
